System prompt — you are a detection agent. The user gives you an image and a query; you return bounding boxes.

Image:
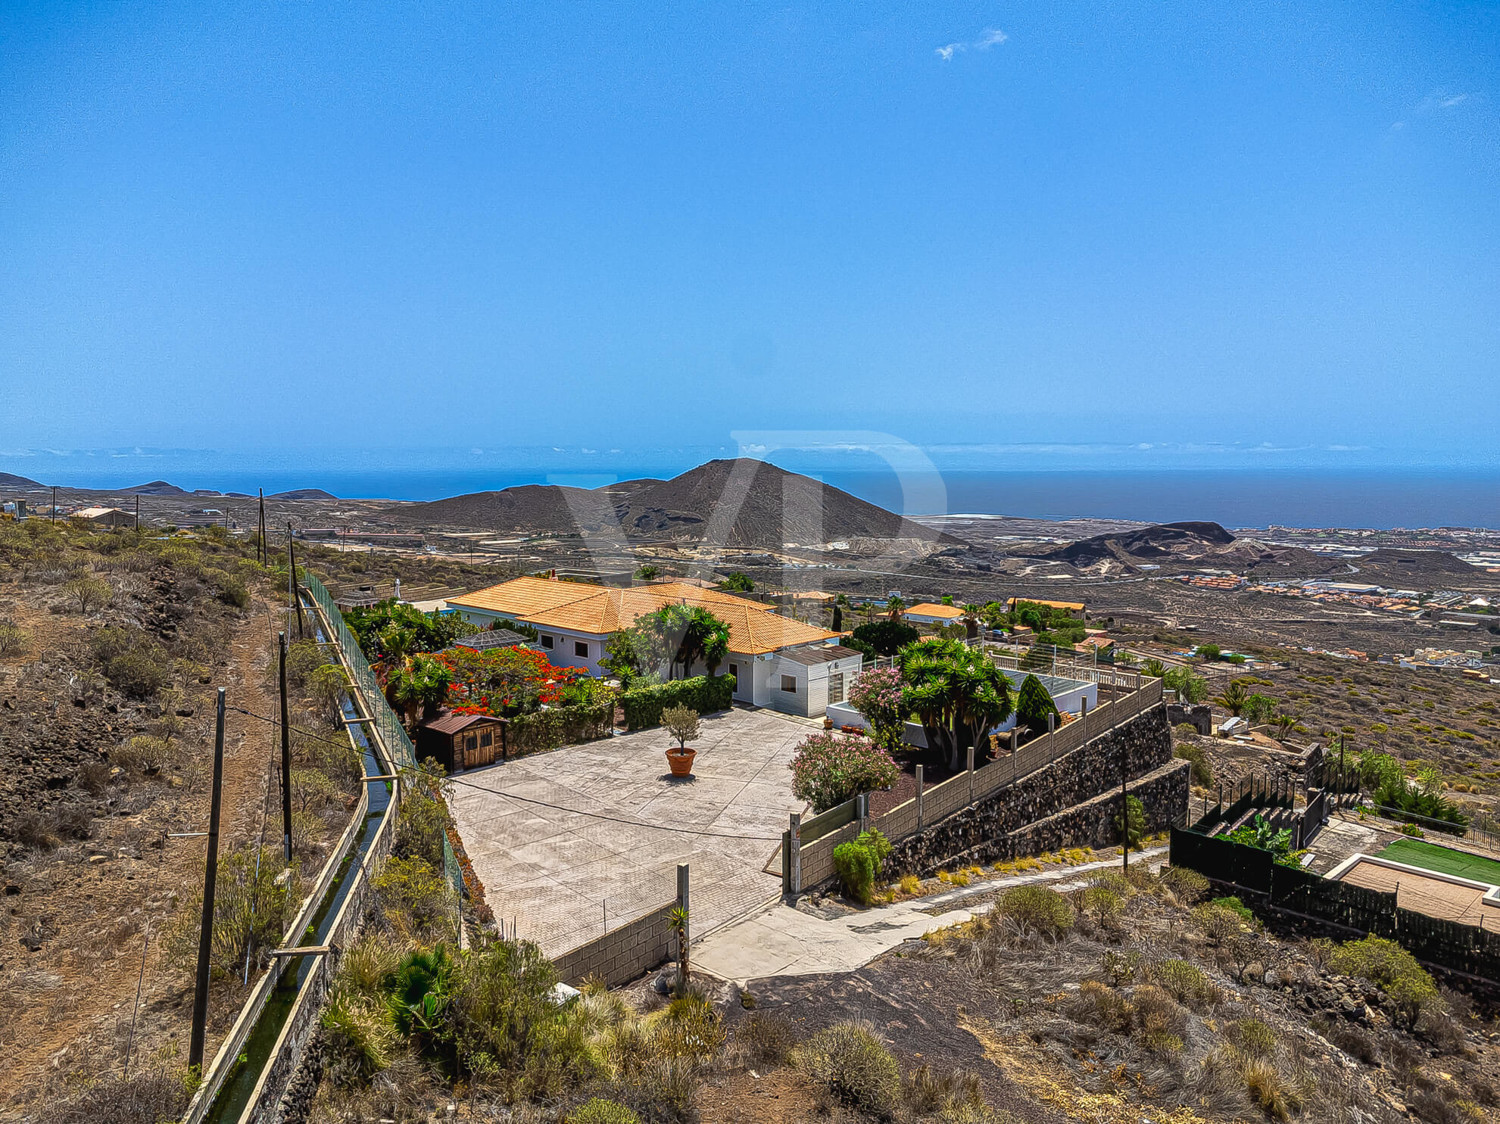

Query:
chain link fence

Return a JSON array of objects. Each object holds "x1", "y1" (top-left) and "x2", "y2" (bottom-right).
[{"x1": 302, "y1": 570, "x2": 417, "y2": 770}]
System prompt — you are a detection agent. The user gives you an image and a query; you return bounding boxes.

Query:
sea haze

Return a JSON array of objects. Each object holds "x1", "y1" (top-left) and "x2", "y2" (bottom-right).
[{"x1": 3, "y1": 450, "x2": 1498, "y2": 530}]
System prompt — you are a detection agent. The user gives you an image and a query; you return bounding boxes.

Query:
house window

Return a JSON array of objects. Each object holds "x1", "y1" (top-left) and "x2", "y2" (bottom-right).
[
  {"x1": 540, "y1": 634, "x2": 554, "y2": 649},
  {"x1": 828, "y1": 672, "x2": 844, "y2": 704},
  {"x1": 781, "y1": 675, "x2": 797, "y2": 693},
  {"x1": 479, "y1": 731, "x2": 492, "y2": 748},
  {"x1": 574, "y1": 640, "x2": 589, "y2": 658}
]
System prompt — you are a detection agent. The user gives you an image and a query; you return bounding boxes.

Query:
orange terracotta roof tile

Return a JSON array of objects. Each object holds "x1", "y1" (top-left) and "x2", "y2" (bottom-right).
[
  {"x1": 448, "y1": 576, "x2": 840, "y2": 656},
  {"x1": 904, "y1": 602, "x2": 965, "y2": 619}
]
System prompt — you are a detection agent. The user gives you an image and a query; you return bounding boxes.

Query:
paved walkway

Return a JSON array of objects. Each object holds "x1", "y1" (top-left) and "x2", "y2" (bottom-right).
[
  {"x1": 448, "y1": 707, "x2": 808, "y2": 956},
  {"x1": 694, "y1": 847, "x2": 1169, "y2": 983}
]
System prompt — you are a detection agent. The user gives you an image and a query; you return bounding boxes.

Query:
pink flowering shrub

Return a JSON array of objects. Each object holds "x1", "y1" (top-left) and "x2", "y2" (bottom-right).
[
  {"x1": 789, "y1": 730, "x2": 899, "y2": 813},
  {"x1": 847, "y1": 666, "x2": 907, "y2": 751}
]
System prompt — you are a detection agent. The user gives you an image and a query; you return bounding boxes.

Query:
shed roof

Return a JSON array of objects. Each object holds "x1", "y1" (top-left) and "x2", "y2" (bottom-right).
[
  {"x1": 422, "y1": 711, "x2": 503, "y2": 736},
  {"x1": 777, "y1": 644, "x2": 862, "y2": 666}
]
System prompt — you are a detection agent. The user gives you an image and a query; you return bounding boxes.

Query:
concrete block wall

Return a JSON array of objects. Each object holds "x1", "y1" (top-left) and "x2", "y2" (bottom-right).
[{"x1": 553, "y1": 902, "x2": 677, "y2": 988}]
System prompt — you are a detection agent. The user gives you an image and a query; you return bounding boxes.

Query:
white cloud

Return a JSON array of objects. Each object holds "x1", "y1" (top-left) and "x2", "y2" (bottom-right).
[
  {"x1": 1392, "y1": 88, "x2": 1475, "y2": 129},
  {"x1": 935, "y1": 27, "x2": 1007, "y2": 61}
]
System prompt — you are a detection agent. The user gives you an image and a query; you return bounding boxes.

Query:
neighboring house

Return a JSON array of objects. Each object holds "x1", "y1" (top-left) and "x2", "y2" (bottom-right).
[
  {"x1": 446, "y1": 575, "x2": 853, "y2": 716},
  {"x1": 902, "y1": 602, "x2": 966, "y2": 626},
  {"x1": 72, "y1": 506, "x2": 134, "y2": 528}
]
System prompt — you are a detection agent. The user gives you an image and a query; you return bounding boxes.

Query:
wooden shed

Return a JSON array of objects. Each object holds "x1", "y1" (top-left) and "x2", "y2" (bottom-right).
[{"x1": 417, "y1": 711, "x2": 505, "y2": 773}]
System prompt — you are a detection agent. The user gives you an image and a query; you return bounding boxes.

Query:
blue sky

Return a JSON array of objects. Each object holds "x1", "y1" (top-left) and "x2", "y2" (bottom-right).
[{"x1": 1, "y1": 2, "x2": 1496, "y2": 470}]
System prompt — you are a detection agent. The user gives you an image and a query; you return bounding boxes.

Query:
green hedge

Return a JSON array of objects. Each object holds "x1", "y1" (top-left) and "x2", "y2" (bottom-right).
[
  {"x1": 621, "y1": 674, "x2": 735, "y2": 730},
  {"x1": 507, "y1": 701, "x2": 614, "y2": 756}
]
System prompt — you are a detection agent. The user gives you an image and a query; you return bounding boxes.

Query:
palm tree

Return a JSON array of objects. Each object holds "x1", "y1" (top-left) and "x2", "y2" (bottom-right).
[
  {"x1": 900, "y1": 638, "x2": 1014, "y2": 771},
  {"x1": 886, "y1": 594, "x2": 907, "y2": 622},
  {"x1": 960, "y1": 604, "x2": 981, "y2": 640},
  {"x1": 1214, "y1": 680, "x2": 1249, "y2": 717},
  {"x1": 1272, "y1": 709, "x2": 1298, "y2": 740},
  {"x1": 1141, "y1": 658, "x2": 1166, "y2": 680}
]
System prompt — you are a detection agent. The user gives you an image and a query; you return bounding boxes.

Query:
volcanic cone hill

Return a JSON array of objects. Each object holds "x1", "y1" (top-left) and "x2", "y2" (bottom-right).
[
  {"x1": 1041, "y1": 520, "x2": 1342, "y2": 575},
  {"x1": 395, "y1": 458, "x2": 960, "y2": 552}
]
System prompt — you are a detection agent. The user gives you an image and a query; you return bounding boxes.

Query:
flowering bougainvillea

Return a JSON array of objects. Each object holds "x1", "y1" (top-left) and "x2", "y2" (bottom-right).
[
  {"x1": 431, "y1": 645, "x2": 581, "y2": 717},
  {"x1": 789, "y1": 730, "x2": 899, "y2": 813},
  {"x1": 847, "y1": 666, "x2": 907, "y2": 751}
]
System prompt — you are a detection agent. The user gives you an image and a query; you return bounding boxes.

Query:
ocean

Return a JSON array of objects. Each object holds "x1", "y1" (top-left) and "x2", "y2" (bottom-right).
[{"x1": 4, "y1": 451, "x2": 1499, "y2": 530}]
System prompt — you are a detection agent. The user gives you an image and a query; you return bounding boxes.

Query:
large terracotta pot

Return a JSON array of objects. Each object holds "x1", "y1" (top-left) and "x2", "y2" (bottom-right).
[{"x1": 666, "y1": 748, "x2": 696, "y2": 778}]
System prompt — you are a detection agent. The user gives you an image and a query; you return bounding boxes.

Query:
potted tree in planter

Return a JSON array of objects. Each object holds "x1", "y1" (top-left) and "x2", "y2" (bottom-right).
[{"x1": 663, "y1": 703, "x2": 700, "y2": 778}]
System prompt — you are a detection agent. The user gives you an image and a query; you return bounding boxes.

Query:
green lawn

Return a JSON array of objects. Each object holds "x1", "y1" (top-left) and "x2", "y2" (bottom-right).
[{"x1": 1377, "y1": 837, "x2": 1500, "y2": 887}]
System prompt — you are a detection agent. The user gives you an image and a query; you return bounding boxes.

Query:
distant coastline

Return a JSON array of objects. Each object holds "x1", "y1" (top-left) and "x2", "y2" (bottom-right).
[{"x1": 3, "y1": 455, "x2": 1498, "y2": 530}]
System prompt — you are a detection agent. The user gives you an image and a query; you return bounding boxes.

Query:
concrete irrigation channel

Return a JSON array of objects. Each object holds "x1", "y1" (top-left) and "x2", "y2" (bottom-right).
[{"x1": 181, "y1": 581, "x2": 406, "y2": 1124}]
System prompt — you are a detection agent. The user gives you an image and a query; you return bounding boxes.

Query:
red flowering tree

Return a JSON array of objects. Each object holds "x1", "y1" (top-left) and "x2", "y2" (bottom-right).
[
  {"x1": 431, "y1": 646, "x2": 580, "y2": 717},
  {"x1": 789, "y1": 730, "x2": 899, "y2": 813}
]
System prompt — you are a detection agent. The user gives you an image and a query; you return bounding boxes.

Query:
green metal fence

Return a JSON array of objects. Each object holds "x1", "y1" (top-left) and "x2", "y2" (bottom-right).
[{"x1": 302, "y1": 570, "x2": 417, "y2": 770}]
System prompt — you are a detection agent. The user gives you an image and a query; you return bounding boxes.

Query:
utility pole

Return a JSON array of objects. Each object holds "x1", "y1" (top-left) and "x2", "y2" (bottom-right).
[
  {"x1": 189, "y1": 688, "x2": 227, "y2": 1074},
  {"x1": 135, "y1": 494, "x2": 140, "y2": 532},
  {"x1": 50, "y1": 485, "x2": 56, "y2": 522},
  {"x1": 287, "y1": 523, "x2": 305, "y2": 638},
  {"x1": 279, "y1": 632, "x2": 293, "y2": 864},
  {"x1": 257, "y1": 490, "x2": 267, "y2": 566}
]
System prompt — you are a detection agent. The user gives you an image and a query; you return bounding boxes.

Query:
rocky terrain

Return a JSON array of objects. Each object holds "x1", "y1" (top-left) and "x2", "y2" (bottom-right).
[{"x1": 0, "y1": 523, "x2": 361, "y2": 1122}]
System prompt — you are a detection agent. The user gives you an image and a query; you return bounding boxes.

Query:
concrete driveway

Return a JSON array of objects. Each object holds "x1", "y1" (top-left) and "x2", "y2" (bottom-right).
[{"x1": 448, "y1": 707, "x2": 811, "y2": 956}]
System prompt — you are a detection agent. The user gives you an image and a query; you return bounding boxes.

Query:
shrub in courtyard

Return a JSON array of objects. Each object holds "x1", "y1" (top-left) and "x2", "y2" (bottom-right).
[
  {"x1": 789, "y1": 730, "x2": 898, "y2": 813},
  {"x1": 999, "y1": 884, "x2": 1073, "y2": 939},
  {"x1": 620, "y1": 674, "x2": 734, "y2": 729},
  {"x1": 847, "y1": 666, "x2": 907, "y2": 751},
  {"x1": 833, "y1": 829, "x2": 892, "y2": 905},
  {"x1": 661, "y1": 703, "x2": 699, "y2": 749},
  {"x1": 794, "y1": 1020, "x2": 901, "y2": 1119}
]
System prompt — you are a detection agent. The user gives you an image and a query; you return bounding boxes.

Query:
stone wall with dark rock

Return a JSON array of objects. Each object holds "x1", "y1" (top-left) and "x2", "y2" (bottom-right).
[
  {"x1": 1167, "y1": 703, "x2": 1212, "y2": 735},
  {"x1": 877, "y1": 703, "x2": 1181, "y2": 880}
]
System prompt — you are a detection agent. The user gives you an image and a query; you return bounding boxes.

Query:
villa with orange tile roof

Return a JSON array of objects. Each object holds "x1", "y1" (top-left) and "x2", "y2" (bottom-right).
[
  {"x1": 446, "y1": 575, "x2": 862, "y2": 717},
  {"x1": 902, "y1": 601, "x2": 966, "y2": 625}
]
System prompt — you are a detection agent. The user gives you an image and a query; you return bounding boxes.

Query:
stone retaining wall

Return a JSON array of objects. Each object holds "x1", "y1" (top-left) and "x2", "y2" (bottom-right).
[{"x1": 875, "y1": 704, "x2": 1179, "y2": 881}]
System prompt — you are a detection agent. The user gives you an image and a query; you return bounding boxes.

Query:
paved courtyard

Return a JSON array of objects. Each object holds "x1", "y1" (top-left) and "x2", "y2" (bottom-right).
[{"x1": 448, "y1": 707, "x2": 811, "y2": 956}]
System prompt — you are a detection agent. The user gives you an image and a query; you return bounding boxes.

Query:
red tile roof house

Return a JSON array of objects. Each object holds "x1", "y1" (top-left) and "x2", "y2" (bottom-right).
[{"x1": 445, "y1": 575, "x2": 862, "y2": 718}]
